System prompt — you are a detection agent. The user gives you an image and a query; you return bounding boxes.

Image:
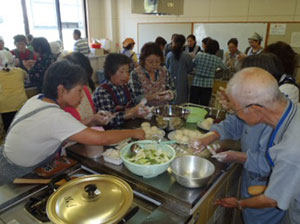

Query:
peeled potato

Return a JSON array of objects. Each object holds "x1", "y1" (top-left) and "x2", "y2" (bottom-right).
[
  {"x1": 206, "y1": 118, "x2": 214, "y2": 124},
  {"x1": 181, "y1": 136, "x2": 189, "y2": 142},
  {"x1": 248, "y1": 185, "x2": 267, "y2": 196},
  {"x1": 183, "y1": 129, "x2": 189, "y2": 136},
  {"x1": 196, "y1": 132, "x2": 203, "y2": 138},
  {"x1": 151, "y1": 126, "x2": 159, "y2": 132},
  {"x1": 201, "y1": 120, "x2": 212, "y2": 130},
  {"x1": 188, "y1": 131, "x2": 198, "y2": 139},
  {"x1": 174, "y1": 133, "x2": 182, "y2": 141},
  {"x1": 142, "y1": 126, "x2": 150, "y2": 132},
  {"x1": 176, "y1": 130, "x2": 183, "y2": 136},
  {"x1": 141, "y1": 122, "x2": 151, "y2": 129}
]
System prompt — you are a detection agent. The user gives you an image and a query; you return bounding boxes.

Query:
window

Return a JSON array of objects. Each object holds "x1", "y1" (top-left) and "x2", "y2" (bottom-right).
[
  {"x1": 0, "y1": 0, "x2": 87, "y2": 51},
  {"x1": 0, "y1": 0, "x2": 25, "y2": 49},
  {"x1": 60, "y1": 0, "x2": 86, "y2": 51},
  {"x1": 26, "y1": 0, "x2": 60, "y2": 42}
]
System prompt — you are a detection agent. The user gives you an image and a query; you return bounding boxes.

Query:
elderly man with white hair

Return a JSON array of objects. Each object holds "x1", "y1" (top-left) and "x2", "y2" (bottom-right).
[{"x1": 210, "y1": 67, "x2": 300, "y2": 224}]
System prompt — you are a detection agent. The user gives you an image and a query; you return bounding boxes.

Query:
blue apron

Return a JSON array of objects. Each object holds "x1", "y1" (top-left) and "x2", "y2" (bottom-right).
[
  {"x1": 266, "y1": 101, "x2": 292, "y2": 167},
  {"x1": 241, "y1": 169, "x2": 286, "y2": 224},
  {"x1": 265, "y1": 102, "x2": 297, "y2": 224},
  {"x1": 240, "y1": 108, "x2": 294, "y2": 224},
  {"x1": 242, "y1": 101, "x2": 293, "y2": 224}
]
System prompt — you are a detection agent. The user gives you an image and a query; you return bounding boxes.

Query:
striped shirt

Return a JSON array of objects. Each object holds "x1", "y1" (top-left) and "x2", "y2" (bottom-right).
[
  {"x1": 193, "y1": 52, "x2": 226, "y2": 88},
  {"x1": 74, "y1": 38, "x2": 90, "y2": 56}
]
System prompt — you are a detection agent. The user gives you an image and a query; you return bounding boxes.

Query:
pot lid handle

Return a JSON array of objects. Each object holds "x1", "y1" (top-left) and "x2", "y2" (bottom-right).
[{"x1": 84, "y1": 184, "x2": 101, "y2": 199}]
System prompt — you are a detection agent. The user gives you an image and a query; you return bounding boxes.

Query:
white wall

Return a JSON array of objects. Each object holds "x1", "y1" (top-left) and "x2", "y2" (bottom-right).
[{"x1": 86, "y1": 0, "x2": 300, "y2": 52}]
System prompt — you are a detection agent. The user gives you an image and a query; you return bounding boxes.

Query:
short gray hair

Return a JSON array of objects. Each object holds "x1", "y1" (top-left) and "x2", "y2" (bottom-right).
[
  {"x1": 0, "y1": 50, "x2": 14, "y2": 68},
  {"x1": 226, "y1": 67, "x2": 285, "y2": 108}
]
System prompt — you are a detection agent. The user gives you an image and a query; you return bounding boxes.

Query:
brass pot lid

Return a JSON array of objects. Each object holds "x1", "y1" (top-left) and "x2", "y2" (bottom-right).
[{"x1": 46, "y1": 174, "x2": 133, "y2": 224}]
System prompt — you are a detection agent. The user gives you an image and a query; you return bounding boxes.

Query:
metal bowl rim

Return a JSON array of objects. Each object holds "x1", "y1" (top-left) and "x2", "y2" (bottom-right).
[
  {"x1": 170, "y1": 155, "x2": 215, "y2": 180},
  {"x1": 152, "y1": 105, "x2": 190, "y2": 116}
]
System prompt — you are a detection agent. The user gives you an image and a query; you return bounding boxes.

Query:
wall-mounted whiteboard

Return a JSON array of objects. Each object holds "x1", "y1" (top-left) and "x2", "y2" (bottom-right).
[
  {"x1": 193, "y1": 23, "x2": 268, "y2": 53},
  {"x1": 137, "y1": 23, "x2": 192, "y2": 53}
]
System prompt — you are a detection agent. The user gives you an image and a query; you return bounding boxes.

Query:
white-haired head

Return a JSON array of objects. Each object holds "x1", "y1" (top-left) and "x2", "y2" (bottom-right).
[
  {"x1": 226, "y1": 67, "x2": 285, "y2": 108},
  {"x1": 0, "y1": 50, "x2": 14, "y2": 69},
  {"x1": 50, "y1": 41, "x2": 62, "y2": 55}
]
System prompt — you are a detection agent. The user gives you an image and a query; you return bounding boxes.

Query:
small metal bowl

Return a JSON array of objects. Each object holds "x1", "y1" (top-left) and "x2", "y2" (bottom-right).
[
  {"x1": 152, "y1": 105, "x2": 190, "y2": 131},
  {"x1": 170, "y1": 155, "x2": 215, "y2": 188},
  {"x1": 204, "y1": 107, "x2": 227, "y2": 123}
]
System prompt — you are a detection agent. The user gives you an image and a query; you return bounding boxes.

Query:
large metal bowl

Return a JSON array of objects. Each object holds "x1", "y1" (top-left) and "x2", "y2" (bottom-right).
[
  {"x1": 152, "y1": 105, "x2": 190, "y2": 131},
  {"x1": 170, "y1": 155, "x2": 215, "y2": 188}
]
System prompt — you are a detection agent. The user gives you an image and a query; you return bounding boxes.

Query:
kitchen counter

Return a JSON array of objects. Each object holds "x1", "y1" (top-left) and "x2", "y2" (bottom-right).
[
  {"x1": 67, "y1": 143, "x2": 236, "y2": 216},
  {"x1": 66, "y1": 120, "x2": 242, "y2": 223},
  {"x1": 0, "y1": 119, "x2": 242, "y2": 224}
]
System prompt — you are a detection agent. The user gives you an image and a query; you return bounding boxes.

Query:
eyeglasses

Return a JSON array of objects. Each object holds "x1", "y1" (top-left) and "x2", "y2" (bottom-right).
[{"x1": 228, "y1": 103, "x2": 263, "y2": 115}]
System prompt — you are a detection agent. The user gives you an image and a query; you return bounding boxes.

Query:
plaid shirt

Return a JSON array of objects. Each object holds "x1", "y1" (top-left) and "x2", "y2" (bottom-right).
[
  {"x1": 129, "y1": 66, "x2": 175, "y2": 105},
  {"x1": 193, "y1": 52, "x2": 226, "y2": 88},
  {"x1": 93, "y1": 80, "x2": 137, "y2": 127}
]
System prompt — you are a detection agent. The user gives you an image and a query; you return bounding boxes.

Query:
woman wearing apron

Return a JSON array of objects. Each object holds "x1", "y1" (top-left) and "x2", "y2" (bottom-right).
[
  {"x1": 0, "y1": 60, "x2": 145, "y2": 185},
  {"x1": 93, "y1": 53, "x2": 151, "y2": 128},
  {"x1": 245, "y1": 32, "x2": 264, "y2": 56},
  {"x1": 129, "y1": 42, "x2": 176, "y2": 106}
]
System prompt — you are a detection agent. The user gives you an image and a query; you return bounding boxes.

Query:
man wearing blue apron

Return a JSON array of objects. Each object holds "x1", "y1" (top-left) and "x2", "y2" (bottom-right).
[
  {"x1": 206, "y1": 114, "x2": 285, "y2": 224},
  {"x1": 214, "y1": 67, "x2": 300, "y2": 224}
]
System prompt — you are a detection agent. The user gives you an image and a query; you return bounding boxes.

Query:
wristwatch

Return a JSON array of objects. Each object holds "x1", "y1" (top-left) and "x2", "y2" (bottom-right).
[{"x1": 236, "y1": 200, "x2": 243, "y2": 210}]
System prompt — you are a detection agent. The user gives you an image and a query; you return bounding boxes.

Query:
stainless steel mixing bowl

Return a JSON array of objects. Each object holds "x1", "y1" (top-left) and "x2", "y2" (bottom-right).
[
  {"x1": 170, "y1": 155, "x2": 215, "y2": 188},
  {"x1": 152, "y1": 105, "x2": 190, "y2": 131}
]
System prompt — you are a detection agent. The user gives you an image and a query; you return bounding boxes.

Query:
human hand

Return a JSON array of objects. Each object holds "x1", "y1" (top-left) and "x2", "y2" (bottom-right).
[
  {"x1": 216, "y1": 87, "x2": 231, "y2": 110},
  {"x1": 215, "y1": 197, "x2": 239, "y2": 208},
  {"x1": 157, "y1": 90, "x2": 174, "y2": 101},
  {"x1": 93, "y1": 113, "x2": 109, "y2": 126},
  {"x1": 190, "y1": 131, "x2": 220, "y2": 153},
  {"x1": 98, "y1": 110, "x2": 115, "y2": 120},
  {"x1": 237, "y1": 53, "x2": 246, "y2": 61},
  {"x1": 133, "y1": 129, "x2": 145, "y2": 140},
  {"x1": 13, "y1": 58, "x2": 20, "y2": 66},
  {"x1": 94, "y1": 110, "x2": 115, "y2": 125},
  {"x1": 211, "y1": 150, "x2": 246, "y2": 163},
  {"x1": 23, "y1": 60, "x2": 36, "y2": 70},
  {"x1": 126, "y1": 104, "x2": 150, "y2": 119},
  {"x1": 137, "y1": 105, "x2": 152, "y2": 118}
]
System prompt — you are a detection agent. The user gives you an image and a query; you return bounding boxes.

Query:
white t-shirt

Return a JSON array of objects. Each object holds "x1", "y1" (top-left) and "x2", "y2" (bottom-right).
[{"x1": 4, "y1": 95, "x2": 87, "y2": 167}]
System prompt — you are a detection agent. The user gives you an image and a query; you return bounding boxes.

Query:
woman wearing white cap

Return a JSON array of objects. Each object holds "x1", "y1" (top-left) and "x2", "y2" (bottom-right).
[{"x1": 245, "y1": 32, "x2": 263, "y2": 56}]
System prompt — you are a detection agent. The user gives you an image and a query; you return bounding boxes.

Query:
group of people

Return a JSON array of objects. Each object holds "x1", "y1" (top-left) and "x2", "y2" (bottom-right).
[
  {"x1": 116, "y1": 32, "x2": 300, "y2": 224},
  {"x1": 188, "y1": 36, "x2": 299, "y2": 224},
  {"x1": 121, "y1": 32, "x2": 297, "y2": 108},
  {"x1": 1, "y1": 29, "x2": 300, "y2": 224},
  {"x1": 0, "y1": 30, "x2": 93, "y2": 132}
]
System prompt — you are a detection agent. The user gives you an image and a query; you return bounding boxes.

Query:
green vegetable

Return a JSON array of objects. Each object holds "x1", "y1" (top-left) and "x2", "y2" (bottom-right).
[{"x1": 126, "y1": 145, "x2": 171, "y2": 165}]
